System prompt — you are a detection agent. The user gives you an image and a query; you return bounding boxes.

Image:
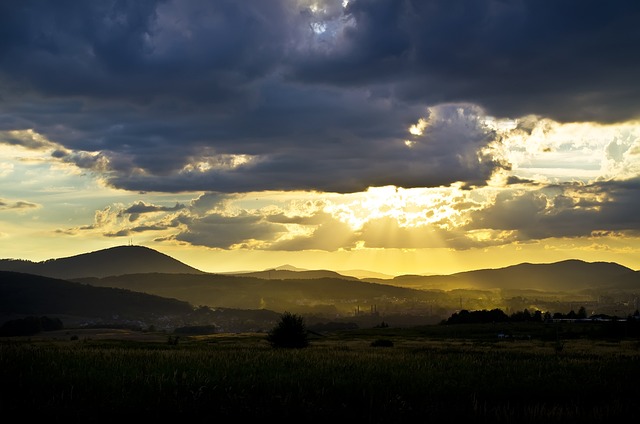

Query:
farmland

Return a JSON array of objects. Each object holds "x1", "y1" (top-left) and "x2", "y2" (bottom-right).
[{"x1": 2, "y1": 322, "x2": 640, "y2": 423}]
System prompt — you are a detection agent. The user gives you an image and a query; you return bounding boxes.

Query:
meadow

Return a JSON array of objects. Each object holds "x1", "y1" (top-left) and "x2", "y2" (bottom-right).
[{"x1": 2, "y1": 323, "x2": 640, "y2": 423}]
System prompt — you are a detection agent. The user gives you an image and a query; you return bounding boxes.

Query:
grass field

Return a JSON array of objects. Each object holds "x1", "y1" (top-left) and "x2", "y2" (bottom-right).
[{"x1": 2, "y1": 323, "x2": 640, "y2": 423}]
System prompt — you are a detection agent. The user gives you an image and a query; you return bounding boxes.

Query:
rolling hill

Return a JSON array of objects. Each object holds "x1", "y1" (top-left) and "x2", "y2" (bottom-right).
[
  {"x1": 0, "y1": 245, "x2": 204, "y2": 279},
  {"x1": 3, "y1": 245, "x2": 637, "y2": 293},
  {"x1": 73, "y1": 272, "x2": 448, "y2": 317},
  {"x1": 365, "y1": 260, "x2": 637, "y2": 292},
  {"x1": 2, "y1": 245, "x2": 639, "y2": 329},
  {"x1": 0, "y1": 270, "x2": 196, "y2": 326},
  {"x1": 0, "y1": 270, "x2": 285, "y2": 333},
  {"x1": 231, "y1": 268, "x2": 360, "y2": 281}
]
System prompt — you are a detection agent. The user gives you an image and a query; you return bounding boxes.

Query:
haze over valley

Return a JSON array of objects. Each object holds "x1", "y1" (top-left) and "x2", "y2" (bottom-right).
[{"x1": 2, "y1": 245, "x2": 638, "y2": 333}]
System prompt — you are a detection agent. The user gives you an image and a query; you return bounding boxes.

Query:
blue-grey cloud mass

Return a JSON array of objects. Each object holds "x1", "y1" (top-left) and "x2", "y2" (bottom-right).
[{"x1": 1, "y1": 0, "x2": 639, "y2": 194}]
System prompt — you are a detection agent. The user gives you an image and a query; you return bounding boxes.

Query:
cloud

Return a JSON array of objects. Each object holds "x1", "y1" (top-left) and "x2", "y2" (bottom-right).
[
  {"x1": 121, "y1": 201, "x2": 186, "y2": 221},
  {"x1": 6, "y1": 1, "x2": 623, "y2": 195},
  {"x1": 104, "y1": 225, "x2": 170, "y2": 237},
  {"x1": 189, "y1": 192, "x2": 239, "y2": 214},
  {"x1": 267, "y1": 211, "x2": 359, "y2": 251},
  {"x1": 467, "y1": 179, "x2": 640, "y2": 241},
  {"x1": 174, "y1": 211, "x2": 288, "y2": 249},
  {"x1": 59, "y1": 201, "x2": 181, "y2": 238},
  {"x1": 356, "y1": 216, "x2": 466, "y2": 249},
  {"x1": 49, "y1": 170, "x2": 640, "y2": 252},
  {"x1": 3, "y1": 0, "x2": 638, "y2": 256},
  {"x1": 290, "y1": 0, "x2": 640, "y2": 123},
  {"x1": 0, "y1": 130, "x2": 58, "y2": 151},
  {"x1": 0, "y1": 198, "x2": 39, "y2": 211}
]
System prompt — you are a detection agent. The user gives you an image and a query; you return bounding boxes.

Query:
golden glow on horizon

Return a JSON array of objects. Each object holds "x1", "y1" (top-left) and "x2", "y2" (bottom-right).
[{"x1": 161, "y1": 236, "x2": 640, "y2": 276}]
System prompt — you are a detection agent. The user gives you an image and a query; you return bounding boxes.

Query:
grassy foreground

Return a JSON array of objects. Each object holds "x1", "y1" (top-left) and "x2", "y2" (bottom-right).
[{"x1": 2, "y1": 325, "x2": 640, "y2": 423}]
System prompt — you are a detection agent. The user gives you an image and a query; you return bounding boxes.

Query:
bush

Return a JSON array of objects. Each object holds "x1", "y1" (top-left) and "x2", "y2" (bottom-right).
[{"x1": 266, "y1": 312, "x2": 309, "y2": 349}]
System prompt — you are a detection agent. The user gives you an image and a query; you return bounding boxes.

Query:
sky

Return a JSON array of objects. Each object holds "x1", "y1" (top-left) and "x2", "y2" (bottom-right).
[{"x1": 1, "y1": 0, "x2": 640, "y2": 276}]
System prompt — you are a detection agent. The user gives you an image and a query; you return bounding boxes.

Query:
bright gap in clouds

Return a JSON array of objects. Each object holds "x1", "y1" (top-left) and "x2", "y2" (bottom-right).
[{"x1": 489, "y1": 117, "x2": 640, "y2": 183}]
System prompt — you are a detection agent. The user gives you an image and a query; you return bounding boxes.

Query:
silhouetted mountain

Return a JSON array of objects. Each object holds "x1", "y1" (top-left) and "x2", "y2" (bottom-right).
[
  {"x1": 73, "y1": 272, "x2": 449, "y2": 319},
  {"x1": 3, "y1": 246, "x2": 639, "y2": 328},
  {"x1": 240, "y1": 266, "x2": 395, "y2": 281},
  {"x1": 338, "y1": 269, "x2": 396, "y2": 280},
  {"x1": 598, "y1": 270, "x2": 640, "y2": 291},
  {"x1": 234, "y1": 268, "x2": 360, "y2": 281},
  {"x1": 274, "y1": 264, "x2": 307, "y2": 272},
  {"x1": 0, "y1": 270, "x2": 195, "y2": 326},
  {"x1": 0, "y1": 270, "x2": 287, "y2": 332},
  {"x1": 0, "y1": 245, "x2": 204, "y2": 279},
  {"x1": 371, "y1": 259, "x2": 637, "y2": 292}
]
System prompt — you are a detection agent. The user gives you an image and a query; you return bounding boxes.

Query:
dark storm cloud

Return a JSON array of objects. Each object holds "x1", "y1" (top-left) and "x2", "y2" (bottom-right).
[
  {"x1": 0, "y1": 131, "x2": 52, "y2": 150},
  {"x1": 0, "y1": 0, "x2": 289, "y2": 102},
  {"x1": 174, "y1": 211, "x2": 287, "y2": 248},
  {"x1": 291, "y1": 0, "x2": 640, "y2": 123},
  {"x1": 467, "y1": 178, "x2": 640, "y2": 240},
  {"x1": 1, "y1": 0, "x2": 638, "y2": 195},
  {"x1": 103, "y1": 102, "x2": 505, "y2": 193}
]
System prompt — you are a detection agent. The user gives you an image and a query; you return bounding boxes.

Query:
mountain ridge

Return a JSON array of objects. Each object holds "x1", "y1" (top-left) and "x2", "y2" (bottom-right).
[
  {"x1": 2, "y1": 245, "x2": 639, "y2": 329},
  {"x1": 373, "y1": 259, "x2": 634, "y2": 291},
  {"x1": 2, "y1": 244, "x2": 638, "y2": 282},
  {"x1": 1, "y1": 245, "x2": 638, "y2": 294},
  {"x1": 0, "y1": 270, "x2": 195, "y2": 325},
  {"x1": 0, "y1": 245, "x2": 204, "y2": 279},
  {"x1": 0, "y1": 270, "x2": 283, "y2": 333}
]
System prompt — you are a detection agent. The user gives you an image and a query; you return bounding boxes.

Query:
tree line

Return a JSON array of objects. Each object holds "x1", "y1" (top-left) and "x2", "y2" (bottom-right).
[
  {"x1": 442, "y1": 306, "x2": 640, "y2": 325},
  {"x1": 0, "y1": 315, "x2": 63, "y2": 336}
]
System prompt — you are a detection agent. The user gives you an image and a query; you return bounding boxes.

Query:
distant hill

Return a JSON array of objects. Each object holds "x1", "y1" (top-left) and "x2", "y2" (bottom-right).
[
  {"x1": 338, "y1": 269, "x2": 396, "y2": 280},
  {"x1": 274, "y1": 264, "x2": 308, "y2": 272},
  {"x1": 73, "y1": 272, "x2": 448, "y2": 317},
  {"x1": 0, "y1": 270, "x2": 196, "y2": 326},
  {"x1": 0, "y1": 270, "x2": 288, "y2": 333},
  {"x1": 369, "y1": 259, "x2": 637, "y2": 292},
  {"x1": 0, "y1": 245, "x2": 204, "y2": 279},
  {"x1": 3, "y1": 245, "x2": 639, "y2": 327},
  {"x1": 233, "y1": 268, "x2": 360, "y2": 281},
  {"x1": 597, "y1": 270, "x2": 640, "y2": 291},
  {"x1": 72, "y1": 259, "x2": 640, "y2": 324}
]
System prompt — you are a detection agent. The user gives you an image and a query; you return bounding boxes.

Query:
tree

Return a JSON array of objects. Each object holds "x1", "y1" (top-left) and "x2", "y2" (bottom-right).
[
  {"x1": 266, "y1": 311, "x2": 309, "y2": 348},
  {"x1": 444, "y1": 308, "x2": 509, "y2": 324}
]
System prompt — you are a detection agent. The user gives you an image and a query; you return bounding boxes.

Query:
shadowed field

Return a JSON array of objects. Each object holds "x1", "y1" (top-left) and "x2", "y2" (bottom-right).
[{"x1": 2, "y1": 324, "x2": 640, "y2": 423}]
